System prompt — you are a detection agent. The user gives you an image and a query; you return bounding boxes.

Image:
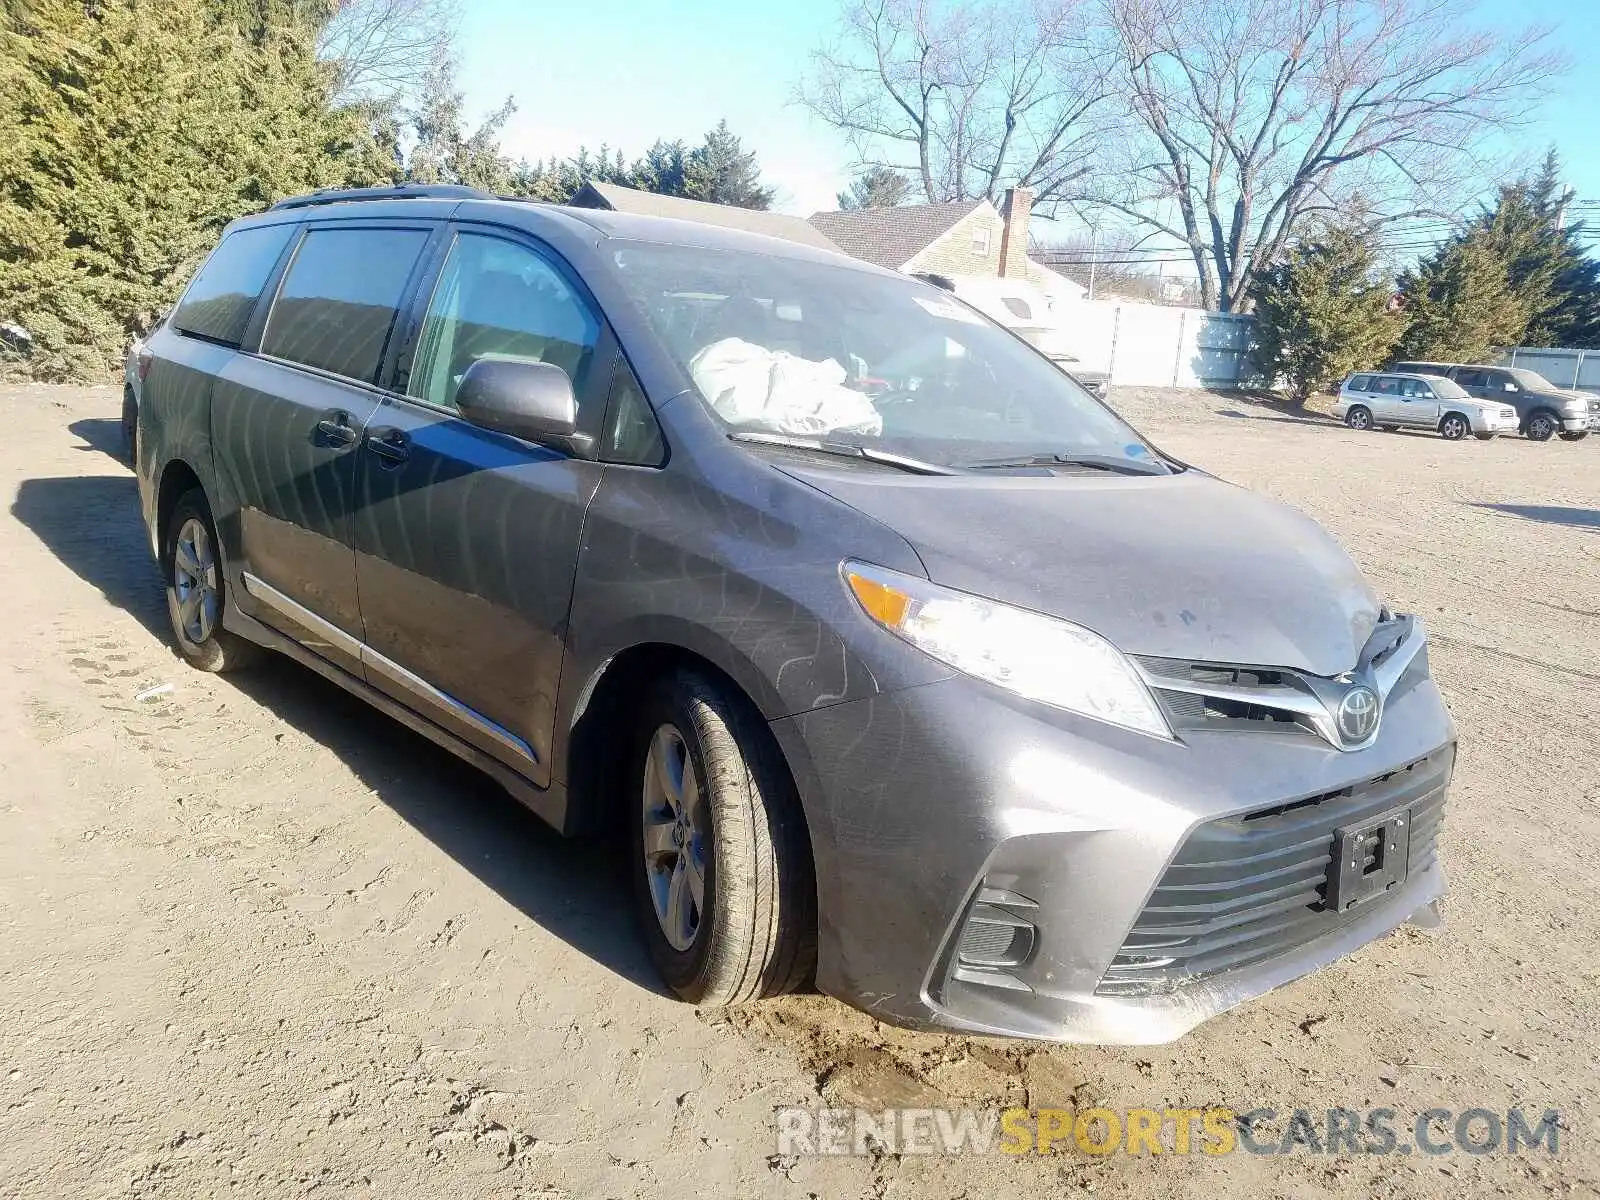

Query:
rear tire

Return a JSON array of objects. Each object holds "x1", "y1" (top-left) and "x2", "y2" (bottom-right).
[
  {"x1": 120, "y1": 388, "x2": 138, "y2": 465},
  {"x1": 163, "y1": 489, "x2": 261, "y2": 674},
  {"x1": 1344, "y1": 405, "x2": 1373, "y2": 431},
  {"x1": 1439, "y1": 413, "x2": 1469, "y2": 441},
  {"x1": 628, "y1": 669, "x2": 815, "y2": 1007},
  {"x1": 1525, "y1": 410, "x2": 1559, "y2": 441},
  {"x1": 1558, "y1": 430, "x2": 1588, "y2": 442}
]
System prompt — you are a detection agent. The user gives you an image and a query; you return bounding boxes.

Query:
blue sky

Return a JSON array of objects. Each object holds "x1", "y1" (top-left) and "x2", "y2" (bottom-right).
[{"x1": 459, "y1": 0, "x2": 1600, "y2": 228}]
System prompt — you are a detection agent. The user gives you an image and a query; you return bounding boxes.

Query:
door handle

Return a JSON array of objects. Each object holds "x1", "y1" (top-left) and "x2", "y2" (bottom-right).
[
  {"x1": 365, "y1": 426, "x2": 411, "y2": 465},
  {"x1": 315, "y1": 411, "x2": 357, "y2": 446}
]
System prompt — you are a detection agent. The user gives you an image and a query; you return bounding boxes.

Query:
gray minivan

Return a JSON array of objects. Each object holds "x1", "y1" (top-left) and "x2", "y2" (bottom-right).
[{"x1": 136, "y1": 184, "x2": 1455, "y2": 1044}]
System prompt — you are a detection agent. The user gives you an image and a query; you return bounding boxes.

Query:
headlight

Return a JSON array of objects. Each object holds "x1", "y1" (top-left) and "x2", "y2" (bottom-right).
[
  {"x1": 1562, "y1": 398, "x2": 1587, "y2": 414},
  {"x1": 842, "y1": 561, "x2": 1172, "y2": 739}
]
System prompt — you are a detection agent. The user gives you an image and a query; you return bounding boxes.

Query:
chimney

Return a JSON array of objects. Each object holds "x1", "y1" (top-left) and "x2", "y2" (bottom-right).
[{"x1": 998, "y1": 186, "x2": 1033, "y2": 278}]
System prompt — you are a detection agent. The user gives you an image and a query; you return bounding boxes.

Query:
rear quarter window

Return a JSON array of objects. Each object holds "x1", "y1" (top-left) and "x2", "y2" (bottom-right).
[
  {"x1": 1347, "y1": 375, "x2": 1372, "y2": 391},
  {"x1": 260, "y1": 227, "x2": 430, "y2": 383},
  {"x1": 172, "y1": 224, "x2": 297, "y2": 346}
]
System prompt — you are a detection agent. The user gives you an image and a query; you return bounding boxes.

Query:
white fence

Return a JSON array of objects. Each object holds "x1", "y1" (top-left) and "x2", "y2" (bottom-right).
[
  {"x1": 1063, "y1": 300, "x2": 1256, "y2": 388},
  {"x1": 1499, "y1": 345, "x2": 1600, "y2": 390}
]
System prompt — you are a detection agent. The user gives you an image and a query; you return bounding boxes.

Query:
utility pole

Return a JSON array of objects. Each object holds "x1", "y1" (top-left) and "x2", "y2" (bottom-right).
[{"x1": 1086, "y1": 231, "x2": 1098, "y2": 302}]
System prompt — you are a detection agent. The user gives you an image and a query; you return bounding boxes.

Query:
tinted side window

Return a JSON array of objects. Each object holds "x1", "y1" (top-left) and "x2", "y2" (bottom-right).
[
  {"x1": 261, "y1": 227, "x2": 429, "y2": 383},
  {"x1": 408, "y1": 232, "x2": 601, "y2": 412},
  {"x1": 1371, "y1": 377, "x2": 1398, "y2": 395},
  {"x1": 1454, "y1": 369, "x2": 1485, "y2": 388},
  {"x1": 172, "y1": 224, "x2": 296, "y2": 346},
  {"x1": 1348, "y1": 375, "x2": 1371, "y2": 391}
]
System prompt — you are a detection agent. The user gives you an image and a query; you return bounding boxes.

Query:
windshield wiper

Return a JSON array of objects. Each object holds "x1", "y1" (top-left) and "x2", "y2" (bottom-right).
[
  {"x1": 728, "y1": 430, "x2": 958, "y2": 476},
  {"x1": 959, "y1": 452, "x2": 1169, "y2": 476}
]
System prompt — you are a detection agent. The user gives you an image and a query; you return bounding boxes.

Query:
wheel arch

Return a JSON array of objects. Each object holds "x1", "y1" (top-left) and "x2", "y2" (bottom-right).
[
  {"x1": 562, "y1": 636, "x2": 791, "y2": 833},
  {"x1": 154, "y1": 458, "x2": 205, "y2": 559}
]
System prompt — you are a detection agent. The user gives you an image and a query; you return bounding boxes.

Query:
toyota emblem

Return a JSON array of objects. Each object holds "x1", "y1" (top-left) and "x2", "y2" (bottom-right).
[{"x1": 1336, "y1": 685, "x2": 1380, "y2": 744}]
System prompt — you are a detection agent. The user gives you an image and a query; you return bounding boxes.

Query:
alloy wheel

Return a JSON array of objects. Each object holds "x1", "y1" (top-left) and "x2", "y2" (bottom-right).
[
  {"x1": 1527, "y1": 413, "x2": 1556, "y2": 441},
  {"x1": 172, "y1": 517, "x2": 219, "y2": 644},
  {"x1": 641, "y1": 723, "x2": 708, "y2": 952},
  {"x1": 1441, "y1": 415, "x2": 1467, "y2": 440}
]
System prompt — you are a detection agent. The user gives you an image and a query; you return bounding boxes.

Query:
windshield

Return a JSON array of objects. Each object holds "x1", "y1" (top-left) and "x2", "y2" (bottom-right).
[
  {"x1": 1429, "y1": 377, "x2": 1469, "y2": 399},
  {"x1": 608, "y1": 241, "x2": 1161, "y2": 470},
  {"x1": 1507, "y1": 368, "x2": 1557, "y2": 391}
]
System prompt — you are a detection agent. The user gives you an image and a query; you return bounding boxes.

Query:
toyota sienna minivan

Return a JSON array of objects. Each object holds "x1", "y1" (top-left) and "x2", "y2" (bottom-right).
[{"x1": 135, "y1": 184, "x2": 1454, "y2": 1043}]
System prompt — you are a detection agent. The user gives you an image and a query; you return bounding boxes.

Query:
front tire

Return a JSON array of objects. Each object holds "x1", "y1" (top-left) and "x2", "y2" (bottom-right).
[
  {"x1": 1344, "y1": 405, "x2": 1373, "y2": 431},
  {"x1": 163, "y1": 489, "x2": 260, "y2": 673},
  {"x1": 1438, "y1": 413, "x2": 1470, "y2": 441},
  {"x1": 1558, "y1": 430, "x2": 1588, "y2": 442},
  {"x1": 628, "y1": 669, "x2": 814, "y2": 1007},
  {"x1": 1526, "y1": 411, "x2": 1559, "y2": 441}
]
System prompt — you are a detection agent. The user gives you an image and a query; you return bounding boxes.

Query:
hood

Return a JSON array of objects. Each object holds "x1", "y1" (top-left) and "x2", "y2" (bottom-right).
[{"x1": 780, "y1": 464, "x2": 1381, "y2": 677}]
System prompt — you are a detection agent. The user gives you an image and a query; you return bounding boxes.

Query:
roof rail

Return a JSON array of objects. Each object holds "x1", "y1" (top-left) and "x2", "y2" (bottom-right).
[{"x1": 268, "y1": 184, "x2": 494, "y2": 212}]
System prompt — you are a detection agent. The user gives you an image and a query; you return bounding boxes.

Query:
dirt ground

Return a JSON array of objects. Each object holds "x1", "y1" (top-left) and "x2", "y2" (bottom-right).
[{"x1": 0, "y1": 383, "x2": 1596, "y2": 1199}]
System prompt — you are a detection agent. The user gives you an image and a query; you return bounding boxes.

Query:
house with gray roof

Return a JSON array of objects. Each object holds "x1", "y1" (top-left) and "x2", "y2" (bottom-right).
[{"x1": 808, "y1": 188, "x2": 1048, "y2": 283}]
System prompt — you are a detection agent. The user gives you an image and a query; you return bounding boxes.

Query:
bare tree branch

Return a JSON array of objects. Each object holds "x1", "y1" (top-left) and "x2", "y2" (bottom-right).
[
  {"x1": 1072, "y1": 0, "x2": 1563, "y2": 310},
  {"x1": 799, "y1": 0, "x2": 1114, "y2": 206},
  {"x1": 317, "y1": 0, "x2": 461, "y2": 106}
]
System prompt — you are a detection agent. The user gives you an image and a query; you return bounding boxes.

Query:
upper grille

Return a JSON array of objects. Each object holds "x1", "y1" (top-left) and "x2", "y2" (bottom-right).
[{"x1": 1096, "y1": 746, "x2": 1452, "y2": 996}]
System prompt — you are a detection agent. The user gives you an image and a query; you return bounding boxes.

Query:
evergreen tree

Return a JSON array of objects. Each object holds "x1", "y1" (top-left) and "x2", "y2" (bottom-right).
[
  {"x1": 1398, "y1": 151, "x2": 1600, "y2": 353},
  {"x1": 0, "y1": 0, "x2": 390, "y2": 380},
  {"x1": 680, "y1": 121, "x2": 774, "y2": 210},
  {"x1": 1248, "y1": 219, "x2": 1407, "y2": 405},
  {"x1": 517, "y1": 124, "x2": 775, "y2": 209},
  {"x1": 837, "y1": 166, "x2": 912, "y2": 210},
  {"x1": 1395, "y1": 228, "x2": 1529, "y2": 364},
  {"x1": 403, "y1": 55, "x2": 518, "y2": 193}
]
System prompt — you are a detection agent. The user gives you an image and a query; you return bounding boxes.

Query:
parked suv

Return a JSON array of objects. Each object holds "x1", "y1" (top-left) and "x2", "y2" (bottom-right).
[
  {"x1": 1335, "y1": 371, "x2": 1520, "y2": 440},
  {"x1": 136, "y1": 184, "x2": 1455, "y2": 1044},
  {"x1": 1389, "y1": 361, "x2": 1598, "y2": 441}
]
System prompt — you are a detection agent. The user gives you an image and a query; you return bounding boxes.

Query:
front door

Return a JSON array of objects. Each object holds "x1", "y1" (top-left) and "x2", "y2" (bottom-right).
[
  {"x1": 351, "y1": 228, "x2": 609, "y2": 787},
  {"x1": 1398, "y1": 377, "x2": 1441, "y2": 426},
  {"x1": 214, "y1": 222, "x2": 433, "y2": 676}
]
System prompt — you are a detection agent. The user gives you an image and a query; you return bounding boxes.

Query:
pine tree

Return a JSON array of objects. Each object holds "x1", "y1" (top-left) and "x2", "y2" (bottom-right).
[
  {"x1": 403, "y1": 54, "x2": 519, "y2": 193},
  {"x1": 1249, "y1": 219, "x2": 1407, "y2": 405},
  {"x1": 837, "y1": 166, "x2": 912, "y2": 210},
  {"x1": 1400, "y1": 151, "x2": 1600, "y2": 353},
  {"x1": 1395, "y1": 229, "x2": 1529, "y2": 364},
  {"x1": 681, "y1": 121, "x2": 774, "y2": 210},
  {"x1": 0, "y1": 0, "x2": 390, "y2": 380}
]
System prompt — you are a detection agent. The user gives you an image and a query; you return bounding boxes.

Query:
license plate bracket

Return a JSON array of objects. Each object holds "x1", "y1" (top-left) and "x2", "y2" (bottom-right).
[{"x1": 1326, "y1": 806, "x2": 1411, "y2": 913}]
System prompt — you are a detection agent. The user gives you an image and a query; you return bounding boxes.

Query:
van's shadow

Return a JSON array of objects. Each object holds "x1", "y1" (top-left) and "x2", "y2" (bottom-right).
[
  {"x1": 69, "y1": 416, "x2": 127, "y2": 459},
  {"x1": 12, "y1": 466, "x2": 661, "y2": 995}
]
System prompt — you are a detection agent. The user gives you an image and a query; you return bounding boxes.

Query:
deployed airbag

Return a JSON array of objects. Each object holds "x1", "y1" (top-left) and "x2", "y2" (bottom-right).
[{"x1": 689, "y1": 337, "x2": 883, "y2": 437}]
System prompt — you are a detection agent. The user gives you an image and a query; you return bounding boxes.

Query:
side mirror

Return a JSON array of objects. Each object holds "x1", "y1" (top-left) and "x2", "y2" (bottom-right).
[
  {"x1": 1503, "y1": 381, "x2": 1518, "y2": 392},
  {"x1": 456, "y1": 356, "x2": 593, "y2": 455}
]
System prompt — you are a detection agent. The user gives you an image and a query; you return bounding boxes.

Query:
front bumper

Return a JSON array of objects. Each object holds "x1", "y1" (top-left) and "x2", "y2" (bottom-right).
[
  {"x1": 772, "y1": 670, "x2": 1454, "y2": 1043},
  {"x1": 1473, "y1": 410, "x2": 1521, "y2": 433},
  {"x1": 1560, "y1": 410, "x2": 1599, "y2": 432}
]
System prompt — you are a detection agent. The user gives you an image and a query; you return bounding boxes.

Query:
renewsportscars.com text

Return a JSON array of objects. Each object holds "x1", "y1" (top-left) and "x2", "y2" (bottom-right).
[{"x1": 774, "y1": 1105, "x2": 1562, "y2": 1157}]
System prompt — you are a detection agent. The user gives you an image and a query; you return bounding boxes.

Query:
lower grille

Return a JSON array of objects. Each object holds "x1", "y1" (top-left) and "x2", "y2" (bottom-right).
[{"x1": 1096, "y1": 747, "x2": 1452, "y2": 996}]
